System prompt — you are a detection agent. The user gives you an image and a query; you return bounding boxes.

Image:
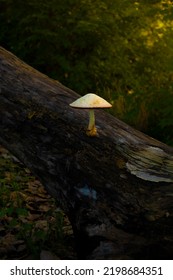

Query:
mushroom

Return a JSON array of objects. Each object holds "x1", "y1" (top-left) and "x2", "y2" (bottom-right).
[{"x1": 69, "y1": 93, "x2": 112, "y2": 136}]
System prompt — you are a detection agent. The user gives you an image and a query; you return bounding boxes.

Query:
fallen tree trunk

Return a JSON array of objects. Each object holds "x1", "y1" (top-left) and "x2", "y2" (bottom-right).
[{"x1": 1, "y1": 46, "x2": 173, "y2": 259}]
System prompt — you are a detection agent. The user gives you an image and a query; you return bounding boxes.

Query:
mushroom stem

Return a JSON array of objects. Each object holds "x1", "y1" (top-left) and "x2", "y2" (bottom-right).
[
  {"x1": 88, "y1": 109, "x2": 95, "y2": 130},
  {"x1": 86, "y1": 109, "x2": 97, "y2": 136}
]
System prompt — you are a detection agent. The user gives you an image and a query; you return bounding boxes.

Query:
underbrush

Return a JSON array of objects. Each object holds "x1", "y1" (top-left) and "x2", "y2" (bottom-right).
[{"x1": 0, "y1": 146, "x2": 76, "y2": 260}]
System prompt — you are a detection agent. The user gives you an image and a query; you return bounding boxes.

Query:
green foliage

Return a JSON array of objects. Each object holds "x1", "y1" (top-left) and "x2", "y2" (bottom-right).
[{"x1": 1, "y1": 0, "x2": 173, "y2": 144}]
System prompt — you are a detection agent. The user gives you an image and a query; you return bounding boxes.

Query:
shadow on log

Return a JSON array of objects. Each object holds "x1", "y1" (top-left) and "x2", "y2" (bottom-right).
[{"x1": 1, "y1": 46, "x2": 173, "y2": 259}]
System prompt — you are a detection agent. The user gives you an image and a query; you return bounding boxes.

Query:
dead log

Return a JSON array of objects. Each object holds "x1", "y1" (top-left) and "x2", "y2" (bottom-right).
[{"x1": 0, "y1": 46, "x2": 173, "y2": 259}]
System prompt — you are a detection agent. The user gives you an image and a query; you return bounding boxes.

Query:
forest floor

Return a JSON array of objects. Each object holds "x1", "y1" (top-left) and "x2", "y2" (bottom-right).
[{"x1": 0, "y1": 145, "x2": 76, "y2": 260}]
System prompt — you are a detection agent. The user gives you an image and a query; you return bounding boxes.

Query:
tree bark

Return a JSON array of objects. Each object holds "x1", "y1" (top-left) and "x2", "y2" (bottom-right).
[{"x1": 1, "y1": 46, "x2": 173, "y2": 259}]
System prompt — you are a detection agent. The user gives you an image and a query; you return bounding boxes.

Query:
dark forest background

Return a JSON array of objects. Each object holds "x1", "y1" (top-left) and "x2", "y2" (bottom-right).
[{"x1": 1, "y1": 0, "x2": 173, "y2": 145}]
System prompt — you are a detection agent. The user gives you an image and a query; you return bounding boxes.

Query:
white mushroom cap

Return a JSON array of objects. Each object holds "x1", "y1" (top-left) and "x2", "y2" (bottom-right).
[{"x1": 69, "y1": 93, "x2": 112, "y2": 109}]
